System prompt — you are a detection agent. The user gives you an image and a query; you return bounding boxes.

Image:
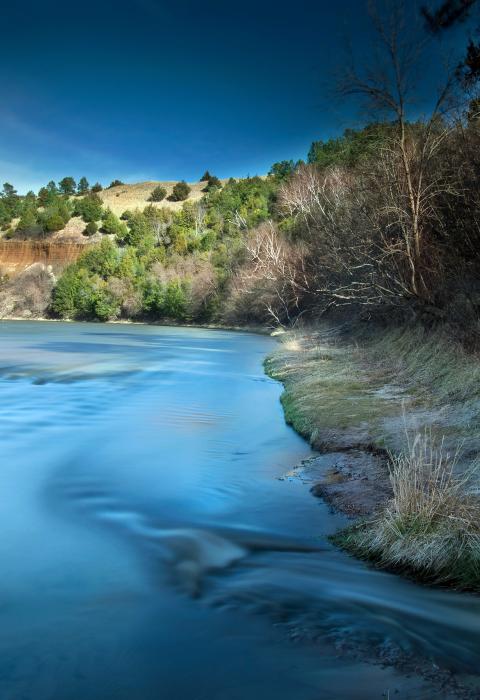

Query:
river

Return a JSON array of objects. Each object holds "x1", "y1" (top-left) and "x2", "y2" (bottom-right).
[{"x1": 0, "y1": 321, "x2": 479, "y2": 699}]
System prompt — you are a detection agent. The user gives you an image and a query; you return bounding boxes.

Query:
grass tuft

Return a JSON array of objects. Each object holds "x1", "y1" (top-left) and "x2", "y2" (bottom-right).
[{"x1": 334, "y1": 430, "x2": 480, "y2": 589}]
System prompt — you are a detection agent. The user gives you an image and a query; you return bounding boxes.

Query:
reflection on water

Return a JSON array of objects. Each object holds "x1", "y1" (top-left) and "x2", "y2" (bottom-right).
[{"x1": 0, "y1": 321, "x2": 478, "y2": 700}]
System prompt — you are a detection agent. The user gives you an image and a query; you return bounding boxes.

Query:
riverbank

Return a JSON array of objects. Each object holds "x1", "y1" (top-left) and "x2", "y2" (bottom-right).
[
  {"x1": 266, "y1": 324, "x2": 480, "y2": 589},
  {"x1": 1, "y1": 315, "x2": 271, "y2": 334}
]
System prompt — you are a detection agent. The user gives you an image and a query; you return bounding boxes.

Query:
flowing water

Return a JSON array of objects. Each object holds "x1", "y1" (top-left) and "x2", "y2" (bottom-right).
[{"x1": 0, "y1": 321, "x2": 479, "y2": 700}]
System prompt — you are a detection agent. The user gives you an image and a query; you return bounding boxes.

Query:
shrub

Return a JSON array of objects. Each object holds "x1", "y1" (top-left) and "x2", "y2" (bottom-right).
[
  {"x1": 101, "y1": 210, "x2": 128, "y2": 239},
  {"x1": 91, "y1": 182, "x2": 103, "y2": 193},
  {"x1": 91, "y1": 287, "x2": 119, "y2": 321},
  {"x1": 84, "y1": 221, "x2": 98, "y2": 236},
  {"x1": 200, "y1": 170, "x2": 212, "y2": 182},
  {"x1": 75, "y1": 193, "x2": 103, "y2": 222},
  {"x1": 170, "y1": 181, "x2": 191, "y2": 202},
  {"x1": 141, "y1": 278, "x2": 189, "y2": 319},
  {"x1": 51, "y1": 267, "x2": 95, "y2": 318},
  {"x1": 107, "y1": 179, "x2": 125, "y2": 189},
  {"x1": 163, "y1": 279, "x2": 188, "y2": 319},
  {"x1": 121, "y1": 211, "x2": 155, "y2": 247},
  {"x1": 148, "y1": 186, "x2": 167, "y2": 202},
  {"x1": 17, "y1": 207, "x2": 40, "y2": 236},
  {"x1": 44, "y1": 212, "x2": 66, "y2": 232},
  {"x1": 203, "y1": 175, "x2": 222, "y2": 192},
  {"x1": 79, "y1": 238, "x2": 119, "y2": 278}
]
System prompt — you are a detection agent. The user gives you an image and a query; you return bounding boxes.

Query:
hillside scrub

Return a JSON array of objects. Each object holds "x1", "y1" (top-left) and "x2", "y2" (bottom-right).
[
  {"x1": 170, "y1": 181, "x2": 191, "y2": 202},
  {"x1": 148, "y1": 186, "x2": 167, "y2": 202},
  {"x1": 2, "y1": 4, "x2": 480, "y2": 331}
]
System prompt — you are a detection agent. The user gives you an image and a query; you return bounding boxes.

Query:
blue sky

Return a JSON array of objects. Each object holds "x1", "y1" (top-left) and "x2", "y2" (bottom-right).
[{"x1": 0, "y1": 0, "x2": 468, "y2": 192}]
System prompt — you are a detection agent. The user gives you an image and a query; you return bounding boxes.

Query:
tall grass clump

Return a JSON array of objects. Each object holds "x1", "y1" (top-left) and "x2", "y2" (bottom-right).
[{"x1": 335, "y1": 430, "x2": 480, "y2": 589}]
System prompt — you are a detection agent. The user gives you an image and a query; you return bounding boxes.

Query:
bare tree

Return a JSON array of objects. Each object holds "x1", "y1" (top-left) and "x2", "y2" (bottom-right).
[{"x1": 338, "y1": 0, "x2": 456, "y2": 303}]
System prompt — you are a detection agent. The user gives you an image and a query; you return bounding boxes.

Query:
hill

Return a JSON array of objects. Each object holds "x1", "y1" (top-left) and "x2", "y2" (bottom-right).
[{"x1": 98, "y1": 180, "x2": 228, "y2": 217}]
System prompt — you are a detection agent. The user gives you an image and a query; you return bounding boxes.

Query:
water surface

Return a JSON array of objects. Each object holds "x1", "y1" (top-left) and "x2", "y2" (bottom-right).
[{"x1": 0, "y1": 321, "x2": 479, "y2": 699}]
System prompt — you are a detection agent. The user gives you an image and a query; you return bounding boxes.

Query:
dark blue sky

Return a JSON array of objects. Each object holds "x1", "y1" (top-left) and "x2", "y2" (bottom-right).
[{"x1": 0, "y1": 0, "x2": 467, "y2": 191}]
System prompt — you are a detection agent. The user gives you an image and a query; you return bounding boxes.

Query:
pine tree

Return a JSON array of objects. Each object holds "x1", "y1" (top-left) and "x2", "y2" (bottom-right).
[{"x1": 77, "y1": 177, "x2": 90, "y2": 195}]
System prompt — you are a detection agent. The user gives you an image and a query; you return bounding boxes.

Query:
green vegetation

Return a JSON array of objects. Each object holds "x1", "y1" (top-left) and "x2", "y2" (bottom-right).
[
  {"x1": 107, "y1": 179, "x2": 124, "y2": 189},
  {"x1": 148, "y1": 185, "x2": 167, "y2": 202},
  {"x1": 58, "y1": 177, "x2": 76, "y2": 195},
  {"x1": 101, "y1": 210, "x2": 128, "y2": 238},
  {"x1": 202, "y1": 175, "x2": 221, "y2": 192},
  {"x1": 45, "y1": 169, "x2": 281, "y2": 322},
  {"x1": 307, "y1": 123, "x2": 393, "y2": 169},
  {"x1": 77, "y1": 177, "x2": 90, "y2": 195},
  {"x1": 74, "y1": 193, "x2": 103, "y2": 223},
  {"x1": 84, "y1": 221, "x2": 98, "y2": 236},
  {"x1": 170, "y1": 180, "x2": 191, "y2": 201},
  {"x1": 334, "y1": 431, "x2": 480, "y2": 590}
]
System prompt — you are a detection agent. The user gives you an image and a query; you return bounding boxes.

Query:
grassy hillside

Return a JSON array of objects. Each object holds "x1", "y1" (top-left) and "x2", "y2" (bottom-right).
[{"x1": 98, "y1": 180, "x2": 228, "y2": 216}]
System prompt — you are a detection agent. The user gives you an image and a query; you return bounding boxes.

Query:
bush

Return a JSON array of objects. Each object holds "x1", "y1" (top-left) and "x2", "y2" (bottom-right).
[
  {"x1": 200, "y1": 170, "x2": 212, "y2": 182},
  {"x1": 121, "y1": 211, "x2": 156, "y2": 248},
  {"x1": 44, "y1": 213, "x2": 66, "y2": 232},
  {"x1": 142, "y1": 278, "x2": 189, "y2": 319},
  {"x1": 79, "y1": 238, "x2": 119, "y2": 278},
  {"x1": 91, "y1": 287, "x2": 119, "y2": 321},
  {"x1": 91, "y1": 182, "x2": 103, "y2": 193},
  {"x1": 75, "y1": 193, "x2": 103, "y2": 223},
  {"x1": 107, "y1": 179, "x2": 125, "y2": 189},
  {"x1": 51, "y1": 267, "x2": 95, "y2": 318},
  {"x1": 170, "y1": 181, "x2": 191, "y2": 202},
  {"x1": 101, "y1": 210, "x2": 128, "y2": 239},
  {"x1": 148, "y1": 186, "x2": 167, "y2": 202},
  {"x1": 84, "y1": 221, "x2": 98, "y2": 236},
  {"x1": 163, "y1": 279, "x2": 188, "y2": 318},
  {"x1": 17, "y1": 207, "x2": 40, "y2": 236},
  {"x1": 203, "y1": 175, "x2": 222, "y2": 192}
]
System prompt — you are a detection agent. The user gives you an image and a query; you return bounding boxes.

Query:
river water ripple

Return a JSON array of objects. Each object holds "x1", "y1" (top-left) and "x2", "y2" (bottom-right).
[{"x1": 0, "y1": 321, "x2": 479, "y2": 699}]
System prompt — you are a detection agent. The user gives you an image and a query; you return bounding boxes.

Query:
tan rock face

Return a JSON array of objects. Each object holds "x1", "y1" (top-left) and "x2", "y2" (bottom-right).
[{"x1": 0, "y1": 241, "x2": 85, "y2": 277}]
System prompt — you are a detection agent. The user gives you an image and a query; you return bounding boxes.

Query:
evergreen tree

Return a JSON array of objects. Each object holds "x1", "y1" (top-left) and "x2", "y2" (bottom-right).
[
  {"x1": 77, "y1": 177, "x2": 90, "y2": 195},
  {"x1": 59, "y1": 177, "x2": 77, "y2": 195}
]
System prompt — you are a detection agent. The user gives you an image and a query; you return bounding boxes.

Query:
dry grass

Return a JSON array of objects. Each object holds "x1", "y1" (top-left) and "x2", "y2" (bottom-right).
[
  {"x1": 267, "y1": 324, "x2": 480, "y2": 588},
  {"x1": 98, "y1": 180, "x2": 228, "y2": 216},
  {"x1": 335, "y1": 430, "x2": 480, "y2": 589}
]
